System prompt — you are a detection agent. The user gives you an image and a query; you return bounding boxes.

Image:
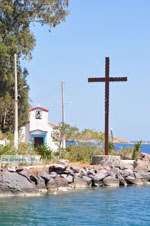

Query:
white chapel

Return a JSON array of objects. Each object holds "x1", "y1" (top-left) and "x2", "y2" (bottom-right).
[{"x1": 20, "y1": 105, "x2": 58, "y2": 151}]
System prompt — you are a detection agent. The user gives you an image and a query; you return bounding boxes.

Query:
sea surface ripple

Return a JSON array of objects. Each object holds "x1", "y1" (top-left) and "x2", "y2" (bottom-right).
[{"x1": 0, "y1": 186, "x2": 150, "y2": 226}]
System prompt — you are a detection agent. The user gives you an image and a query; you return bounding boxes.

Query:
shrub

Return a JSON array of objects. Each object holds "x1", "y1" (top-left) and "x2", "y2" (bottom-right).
[
  {"x1": 117, "y1": 147, "x2": 133, "y2": 159},
  {"x1": 132, "y1": 141, "x2": 142, "y2": 159},
  {"x1": 61, "y1": 143, "x2": 104, "y2": 163},
  {"x1": 35, "y1": 145, "x2": 52, "y2": 161}
]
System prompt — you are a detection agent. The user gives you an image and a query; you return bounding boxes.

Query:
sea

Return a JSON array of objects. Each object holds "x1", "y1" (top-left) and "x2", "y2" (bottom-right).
[
  {"x1": 0, "y1": 187, "x2": 150, "y2": 226},
  {"x1": 0, "y1": 143, "x2": 150, "y2": 226}
]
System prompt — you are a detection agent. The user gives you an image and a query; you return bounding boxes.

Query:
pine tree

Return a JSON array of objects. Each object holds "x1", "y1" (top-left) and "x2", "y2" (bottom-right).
[{"x1": 0, "y1": 0, "x2": 69, "y2": 132}]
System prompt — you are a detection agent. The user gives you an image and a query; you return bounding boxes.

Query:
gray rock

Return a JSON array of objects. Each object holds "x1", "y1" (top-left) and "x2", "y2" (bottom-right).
[
  {"x1": 134, "y1": 172, "x2": 143, "y2": 179},
  {"x1": 107, "y1": 171, "x2": 116, "y2": 178},
  {"x1": 49, "y1": 164, "x2": 67, "y2": 174},
  {"x1": 117, "y1": 174, "x2": 127, "y2": 187},
  {"x1": 49, "y1": 172, "x2": 57, "y2": 178},
  {"x1": 121, "y1": 169, "x2": 134, "y2": 178},
  {"x1": 82, "y1": 176, "x2": 92, "y2": 186},
  {"x1": 80, "y1": 168, "x2": 87, "y2": 176},
  {"x1": 139, "y1": 171, "x2": 150, "y2": 181},
  {"x1": 66, "y1": 175, "x2": 74, "y2": 184},
  {"x1": 70, "y1": 166, "x2": 79, "y2": 173},
  {"x1": 126, "y1": 176, "x2": 144, "y2": 185},
  {"x1": 47, "y1": 176, "x2": 68, "y2": 191},
  {"x1": 111, "y1": 167, "x2": 120, "y2": 175},
  {"x1": 74, "y1": 176, "x2": 90, "y2": 189},
  {"x1": 93, "y1": 175, "x2": 105, "y2": 187},
  {"x1": 87, "y1": 169, "x2": 96, "y2": 178},
  {"x1": 103, "y1": 176, "x2": 119, "y2": 187},
  {"x1": 16, "y1": 166, "x2": 24, "y2": 173},
  {"x1": 96, "y1": 168, "x2": 108, "y2": 176},
  {"x1": 0, "y1": 171, "x2": 35, "y2": 194},
  {"x1": 58, "y1": 159, "x2": 69, "y2": 167},
  {"x1": 94, "y1": 172, "x2": 106, "y2": 181},
  {"x1": 17, "y1": 168, "x2": 31, "y2": 182},
  {"x1": 134, "y1": 159, "x2": 149, "y2": 173},
  {"x1": 30, "y1": 175, "x2": 46, "y2": 189},
  {"x1": 39, "y1": 172, "x2": 51, "y2": 181},
  {"x1": 141, "y1": 153, "x2": 150, "y2": 161}
]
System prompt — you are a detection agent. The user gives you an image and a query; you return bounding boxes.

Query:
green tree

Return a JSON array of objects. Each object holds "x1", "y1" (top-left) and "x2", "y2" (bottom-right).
[
  {"x1": 0, "y1": 0, "x2": 69, "y2": 132},
  {"x1": 52, "y1": 122, "x2": 76, "y2": 157}
]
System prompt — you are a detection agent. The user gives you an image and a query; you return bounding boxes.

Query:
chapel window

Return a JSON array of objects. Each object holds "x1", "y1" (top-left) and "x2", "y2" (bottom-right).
[{"x1": 35, "y1": 110, "x2": 42, "y2": 119}]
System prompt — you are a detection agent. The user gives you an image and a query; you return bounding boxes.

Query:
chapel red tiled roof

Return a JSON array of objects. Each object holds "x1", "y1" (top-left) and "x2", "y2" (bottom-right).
[
  {"x1": 48, "y1": 121, "x2": 59, "y2": 127},
  {"x1": 30, "y1": 106, "x2": 49, "y2": 112}
]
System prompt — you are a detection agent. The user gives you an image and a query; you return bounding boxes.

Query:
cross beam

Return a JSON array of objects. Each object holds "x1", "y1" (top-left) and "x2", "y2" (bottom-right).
[{"x1": 88, "y1": 57, "x2": 127, "y2": 155}]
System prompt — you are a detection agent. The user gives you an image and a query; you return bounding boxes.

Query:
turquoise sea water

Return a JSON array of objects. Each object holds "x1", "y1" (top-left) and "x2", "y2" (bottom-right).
[{"x1": 0, "y1": 186, "x2": 150, "y2": 226}]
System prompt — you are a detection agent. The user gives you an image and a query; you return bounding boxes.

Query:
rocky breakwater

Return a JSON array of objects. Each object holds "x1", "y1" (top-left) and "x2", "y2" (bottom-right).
[{"x1": 0, "y1": 153, "x2": 150, "y2": 197}]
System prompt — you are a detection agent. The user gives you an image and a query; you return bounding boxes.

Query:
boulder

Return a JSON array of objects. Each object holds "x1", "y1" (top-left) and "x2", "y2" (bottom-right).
[
  {"x1": 49, "y1": 164, "x2": 67, "y2": 174},
  {"x1": 140, "y1": 153, "x2": 150, "y2": 161},
  {"x1": 70, "y1": 166, "x2": 80, "y2": 173},
  {"x1": 16, "y1": 166, "x2": 24, "y2": 173},
  {"x1": 103, "y1": 176, "x2": 119, "y2": 187},
  {"x1": 80, "y1": 168, "x2": 87, "y2": 176},
  {"x1": 66, "y1": 175, "x2": 74, "y2": 184},
  {"x1": 87, "y1": 169, "x2": 96, "y2": 176},
  {"x1": 49, "y1": 172, "x2": 57, "y2": 178},
  {"x1": 126, "y1": 176, "x2": 144, "y2": 185},
  {"x1": 134, "y1": 159, "x2": 149, "y2": 173},
  {"x1": 93, "y1": 175, "x2": 104, "y2": 187},
  {"x1": 117, "y1": 174, "x2": 127, "y2": 187},
  {"x1": 121, "y1": 169, "x2": 134, "y2": 178},
  {"x1": 47, "y1": 176, "x2": 68, "y2": 191},
  {"x1": 82, "y1": 176, "x2": 92, "y2": 186},
  {"x1": 134, "y1": 172, "x2": 143, "y2": 179},
  {"x1": 73, "y1": 176, "x2": 90, "y2": 189},
  {"x1": 17, "y1": 168, "x2": 32, "y2": 182},
  {"x1": 94, "y1": 172, "x2": 106, "y2": 181},
  {"x1": 7, "y1": 166, "x2": 16, "y2": 172},
  {"x1": 0, "y1": 171, "x2": 36, "y2": 194},
  {"x1": 58, "y1": 159, "x2": 69, "y2": 167},
  {"x1": 30, "y1": 175, "x2": 46, "y2": 190},
  {"x1": 39, "y1": 172, "x2": 51, "y2": 181},
  {"x1": 96, "y1": 168, "x2": 108, "y2": 176},
  {"x1": 139, "y1": 171, "x2": 150, "y2": 181}
]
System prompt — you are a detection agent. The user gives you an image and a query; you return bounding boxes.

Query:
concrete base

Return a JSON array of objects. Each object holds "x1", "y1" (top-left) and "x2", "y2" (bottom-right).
[{"x1": 92, "y1": 155, "x2": 121, "y2": 166}]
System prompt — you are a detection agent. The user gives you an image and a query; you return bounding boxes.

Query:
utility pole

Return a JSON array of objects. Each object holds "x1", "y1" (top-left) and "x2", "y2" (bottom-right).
[
  {"x1": 61, "y1": 80, "x2": 66, "y2": 149},
  {"x1": 14, "y1": 53, "x2": 18, "y2": 151},
  {"x1": 61, "y1": 80, "x2": 65, "y2": 123}
]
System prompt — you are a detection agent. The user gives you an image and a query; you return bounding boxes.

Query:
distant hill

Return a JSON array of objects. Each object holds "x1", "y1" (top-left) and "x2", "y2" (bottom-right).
[{"x1": 66, "y1": 129, "x2": 129, "y2": 144}]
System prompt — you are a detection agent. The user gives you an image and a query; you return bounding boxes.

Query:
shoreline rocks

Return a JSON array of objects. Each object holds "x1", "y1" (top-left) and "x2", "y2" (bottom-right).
[{"x1": 0, "y1": 154, "x2": 150, "y2": 197}]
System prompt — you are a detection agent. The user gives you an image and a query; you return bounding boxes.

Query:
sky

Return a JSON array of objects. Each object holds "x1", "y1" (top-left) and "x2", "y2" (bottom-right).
[{"x1": 22, "y1": 0, "x2": 150, "y2": 141}]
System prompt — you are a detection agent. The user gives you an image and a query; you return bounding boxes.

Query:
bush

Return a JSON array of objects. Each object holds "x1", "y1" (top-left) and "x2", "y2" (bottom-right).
[
  {"x1": 61, "y1": 143, "x2": 104, "y2": 163},
  {"x1": 0, "y1": 142, "x2": 30, "y2": 156},
  {"x1": 132, "y1": 141, "x2": 142, "y2": 159},
  {"x1": 35, "y1": 145, "x2": 53, "y2": 161},
  {"x1": 118, "y1": 147, "x2": 133, "y2": 159}
]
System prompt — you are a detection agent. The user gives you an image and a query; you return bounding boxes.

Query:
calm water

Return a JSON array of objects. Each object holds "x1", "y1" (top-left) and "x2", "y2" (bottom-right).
[{"x1": 0, "y1": 186, "x2": 150, "y2": 226}]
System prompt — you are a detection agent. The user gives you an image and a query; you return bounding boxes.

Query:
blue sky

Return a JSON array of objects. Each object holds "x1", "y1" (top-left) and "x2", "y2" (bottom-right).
[{"x1": 23, "y1": 0, "x2": 150, "y2": 141}]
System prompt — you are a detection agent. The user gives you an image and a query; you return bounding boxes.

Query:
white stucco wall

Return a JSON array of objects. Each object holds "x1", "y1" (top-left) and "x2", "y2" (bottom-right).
[
  {"x1": 19, "y1": 107, "x2": 58, "y2": 151},
  {"x1": 19, "y1": 123, "x2": 29, "y2": 143},
  {"x1": 30, "y1": 109, "x2": 48, "y2": 132},
  {"x1": 47, "y1": 124, "x2": 58, "y2": 151}
]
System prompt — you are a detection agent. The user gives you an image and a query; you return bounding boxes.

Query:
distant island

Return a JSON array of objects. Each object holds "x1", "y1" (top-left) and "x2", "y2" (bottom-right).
[{"x1": 65, "y1": 128, "x2": 130, "y2": 144}]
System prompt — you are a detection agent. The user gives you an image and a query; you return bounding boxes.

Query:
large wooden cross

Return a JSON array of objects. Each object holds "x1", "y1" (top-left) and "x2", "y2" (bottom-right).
[{"x1": 88, "y1": 57, "x2": 127, "y2": 155}]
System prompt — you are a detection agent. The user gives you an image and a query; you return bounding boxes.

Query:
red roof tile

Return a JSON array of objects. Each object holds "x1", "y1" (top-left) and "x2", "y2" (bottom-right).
[{"x1": 30, "y1": 106, "x2": 49, "y2": 112}]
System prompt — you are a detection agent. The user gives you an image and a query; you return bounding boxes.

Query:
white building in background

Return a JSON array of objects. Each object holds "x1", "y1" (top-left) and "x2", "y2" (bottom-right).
[{"x1": 20, "y1": 105, "x2": 59, "y2": 151}]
